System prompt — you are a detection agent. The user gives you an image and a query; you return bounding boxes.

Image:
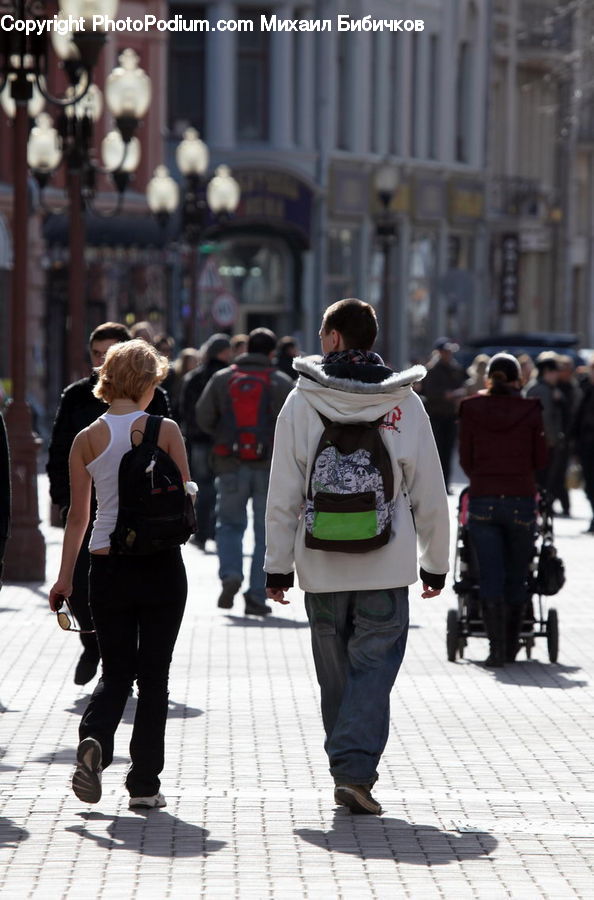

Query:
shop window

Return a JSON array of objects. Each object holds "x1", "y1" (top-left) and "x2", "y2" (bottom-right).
[
  {"x1": 327, "y1": 227, "x2": 360, "y2": 303},
  {"x1": 168, "y1": 5, "x2": 206, "y2": 135},
  {"x1": 237, "y1": 8, "x2": 270, "y2": 141}
]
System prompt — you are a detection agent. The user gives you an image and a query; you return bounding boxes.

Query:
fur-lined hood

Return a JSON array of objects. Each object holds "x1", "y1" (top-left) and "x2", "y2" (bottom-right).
[{"x1": 292, "y1": 355, "x2": 427, "y2": 423}]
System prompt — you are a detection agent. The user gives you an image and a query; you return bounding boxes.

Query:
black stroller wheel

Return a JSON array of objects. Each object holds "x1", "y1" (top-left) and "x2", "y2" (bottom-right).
[
  {"x1": 447, "y1": 609, "x2": 459, "y2": 662},
  {"x1": 547, "y1": 609, "x2": 559, "y2": 663}
]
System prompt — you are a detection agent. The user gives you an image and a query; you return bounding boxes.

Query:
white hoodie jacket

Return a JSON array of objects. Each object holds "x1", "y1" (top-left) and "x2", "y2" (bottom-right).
[{"x1": 264, "y1": 356, "x2": 450, "y2": 593}]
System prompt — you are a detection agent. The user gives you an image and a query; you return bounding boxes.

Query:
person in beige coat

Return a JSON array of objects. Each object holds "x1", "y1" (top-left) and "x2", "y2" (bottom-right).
[{"x1": 264, "y1": 299, "x2": 449, "y2": 816}]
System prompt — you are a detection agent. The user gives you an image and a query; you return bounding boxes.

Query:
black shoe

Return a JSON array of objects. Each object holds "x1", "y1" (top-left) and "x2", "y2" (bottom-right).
[
  {"x1": 244, "y1": 592, "x2": 271, "y2": 616},
  {"x1": 72, "y1": 737, "x2": 102, "y2": 804},
  {"x1": 74, "y1": 650, "x2": 99, "y2": 686},
  {"x1": 218, "y1": 577, "x2": 242, "y2": 609},
  {"x1": 334, "y1": 784, "x2": 382, "y2": 815}
]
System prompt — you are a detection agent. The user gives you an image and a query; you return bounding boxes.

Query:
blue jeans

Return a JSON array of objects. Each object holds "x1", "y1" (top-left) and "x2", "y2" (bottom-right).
[
  {"x1": 467, "y1": 496, "x2": 536, "y2": 607},
  {"x1": 305, "y1": 588, "x2": 409, "y2": 786},
  {"x1": 215, "y1": 466, "x2": 270, "y2": 601}
]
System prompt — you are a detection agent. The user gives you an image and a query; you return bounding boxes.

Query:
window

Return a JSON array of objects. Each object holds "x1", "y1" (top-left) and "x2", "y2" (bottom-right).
[
  {"x1": 336, "y1": 32, "x2": 351, "y2": 150},
  {"x1": 410, "y1": 34, "x2": 419, "y2": 157},
  {"x1": 388, "y1": 37, "x2": 398, "y2": 154},
  {"x1": 455, "y1": 41, "x2": 471, "y2": 162},
  {"x1": 168, "y1": 5, "x2": 206, "y2": 135},
  {"x1": 327, "y1": 227, "x2": 360, "y2": 302},
  {"x1": 428, "y1": 35, "x2": 439, "y2": 159},
  {"x1": 237, "y1": 8, "x2": 270, "y2": 141}
]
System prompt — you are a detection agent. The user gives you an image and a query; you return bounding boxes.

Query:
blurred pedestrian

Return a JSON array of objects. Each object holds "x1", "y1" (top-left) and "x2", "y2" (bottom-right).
[
  {"x1": 0, "y1": 411, "x2": 9, "y2": 591},
  {"x1": 571, "y1": 359, "x2": 594, "y2": 533},
  {"x1": 154, "y1": 335, "x2": 177, "y2": 397},
  {"x1": 48, "y1": 340, "x2": 189, "y2": 809},
  {"x1": 230, "y1": 333, "x2": 248, "y2": 359},
  {"x1": 180, "y1": 334, "x2": 232, "y2": 550},
  {"x1": 517, "y1": 353, "x2": 536, "y2": 388},
  {"x1": 46, "y1": 323, "x2": 170, "y2": 686},
  {"x1": 197, "y1": 328, "x2": 293, "y2": 614},
  {"x1": 525, "y1": 355, "x2": 563, "y2": 503},
  {"x1": 130, "y1": 321, "x2": 156, "y2": 344},
  {"x1": 168, "y1": 348, "x2": 201, "y2": 423},
  {"x1": 554, "y1": 356, "x2": 581, "y2": 517},
  {"x1": 459, "y1": 354, "x2": 547, "y2": 666},
  {"x1": 275, "y1": 335, "x2": 300, "y2": 381},
  {"x1": 264, "y1": 298, "x2": 449, "y2": 815},
  {"x1": 465, "y1": 353, "x2": 490, "y2": 396},
  {"x1": 421, "y1": 337, "x2": 466, "y2": 493}
]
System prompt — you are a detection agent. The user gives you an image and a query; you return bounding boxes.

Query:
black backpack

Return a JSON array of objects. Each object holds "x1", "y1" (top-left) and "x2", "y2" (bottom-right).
[{"x1": 109, "y1": 415, "x2": 196, "y2": 555}]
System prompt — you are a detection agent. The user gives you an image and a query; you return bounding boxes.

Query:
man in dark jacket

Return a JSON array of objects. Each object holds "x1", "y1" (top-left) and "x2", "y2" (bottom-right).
[
  {"x1": 572, "y1": 360, "x2": 594, "y2": 532},
  {"x1": 421, "y1": 337, "x2": 466, "y2": 492},
  {"x1": 179, "y1": 333, "x2": 232, "y2": 549},
  {"x1": 525, "y1": 356, "x2": 563, "y2": 502},
  {"x1": 196, "y1": 328, "x2": 294, "y2": 615},
  {"x1": 0, "y1": 412, "x2": 10, "y2": 590},
  {"x1": 46, "y1": 322, "x2": 170, "y2": 685}
]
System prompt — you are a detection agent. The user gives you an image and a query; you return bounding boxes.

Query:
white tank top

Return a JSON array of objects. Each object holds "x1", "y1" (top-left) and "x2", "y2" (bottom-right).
[{"x1": 86, "y1": 411, "x2": 147, "y2": 552}]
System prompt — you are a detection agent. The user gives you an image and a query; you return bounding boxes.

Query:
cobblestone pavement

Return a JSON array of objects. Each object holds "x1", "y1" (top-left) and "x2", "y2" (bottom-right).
[{"x1": 1, "y1": 477, "x2": 594, "y2": 898}]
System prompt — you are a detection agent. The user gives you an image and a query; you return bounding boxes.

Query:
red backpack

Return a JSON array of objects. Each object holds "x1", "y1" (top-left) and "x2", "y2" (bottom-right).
[{"x1": 213, "y1": 365, "x2": 274, "y2": 461}]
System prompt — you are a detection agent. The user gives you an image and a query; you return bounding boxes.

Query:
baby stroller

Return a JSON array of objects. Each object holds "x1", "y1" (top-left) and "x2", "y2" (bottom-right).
[{"x1": 446, "y1": 488, "x2": 562, "y2": 663}]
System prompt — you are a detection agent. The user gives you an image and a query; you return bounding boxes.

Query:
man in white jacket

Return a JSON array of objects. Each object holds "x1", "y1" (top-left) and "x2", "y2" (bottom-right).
[{"x1": 264, "y1": 298, "x2": 450, "y2": 815}]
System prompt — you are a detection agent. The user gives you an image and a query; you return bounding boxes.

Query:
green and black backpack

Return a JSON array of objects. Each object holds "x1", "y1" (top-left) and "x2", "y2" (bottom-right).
[{"x1": 304, "y1": 413, "x2": 395, "y2": 553}]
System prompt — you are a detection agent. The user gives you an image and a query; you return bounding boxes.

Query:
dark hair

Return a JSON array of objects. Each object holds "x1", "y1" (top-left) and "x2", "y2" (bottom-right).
[
  {"x1": 89, "y1": 322, "x2": 131, "y2": 346},
  {"x1": 277, "y1": 335, "x2": 297, "y2": 354},
  {"x1": 248, "y1": 327, "x2": 277, "y2": 356},
  {"x1": 486, "y1": 353, "x2": 521, "y2": 395},
  {"x1": 322, "y1": 298, "x2": 377, "y2": 350}
]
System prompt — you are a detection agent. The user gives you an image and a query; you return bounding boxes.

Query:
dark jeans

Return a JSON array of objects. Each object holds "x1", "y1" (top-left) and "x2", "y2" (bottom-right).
[
  {"x1": 70, "y1": 527, "x2": 100, "y2": 662},
  {"x1": 578, "y1": 441, "x2": 594, "y2": 520},
  {"x1": 190, "y1": 442, "x2": 216, "y2": 543},
  {"x1": 305, "y1": 588, "x2": 409, "y2": 787},
  {"x1": 429, "y1": 415, "x2": 457, "y2": 490},
  {"x1": 467, "y1": 496, "x2": 536, "y2": 608},
  {"x1": 81, "y1": 548, "x2": 187, "y2": 797}
]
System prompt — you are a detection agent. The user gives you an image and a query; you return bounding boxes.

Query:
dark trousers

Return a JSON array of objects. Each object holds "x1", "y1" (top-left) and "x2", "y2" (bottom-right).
[
  {"x1": 468, "y1": 496, "x2": 536, "y2": 608},
  {"x1": 70, "y1": 527, "x2": 100, "y2": 661},
  {"x1": 578, "y1": 441, "x2": 594, "y2": 521},
  {"x1": 429, "y1": 415, "x2": 457, "y2": 490},
  {"x1": 81, "y1": 548, "x2": 187, "y2": 797},
  {"x1": 190, "y1": 443, "x2": 216, "y2": 543},
  {"x1": 305, "y1": 588, "x2": 409, "y2": 787}
]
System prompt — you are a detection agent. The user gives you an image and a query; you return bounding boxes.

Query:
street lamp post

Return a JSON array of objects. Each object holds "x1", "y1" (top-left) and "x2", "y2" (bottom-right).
[
  {"x1": 146, "y1": 130, "x2": 240, "y2": 348},
  {"x1": 27, "y1": 49, "x2": 150, "y2": 383},
  {"x1": 0, "y1": 0, "x2": 113, "y2": 580},
  {"x1": 374, "y1": 163, "x2": 399, "y2": 365}
]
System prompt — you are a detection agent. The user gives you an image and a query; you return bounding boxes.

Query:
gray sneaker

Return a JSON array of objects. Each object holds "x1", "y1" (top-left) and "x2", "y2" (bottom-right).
[
  {"x1": 334, "y1": 784, "x2": 382, "y2": 815},
  {"x1": 72, "y1": 737, "x2": 103, "y2": 804}
]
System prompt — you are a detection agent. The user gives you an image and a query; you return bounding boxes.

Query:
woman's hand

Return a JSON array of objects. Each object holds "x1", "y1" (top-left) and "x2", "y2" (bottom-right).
[{"x1": 49, "y1": 581, "x2": 71, "y2": 611}]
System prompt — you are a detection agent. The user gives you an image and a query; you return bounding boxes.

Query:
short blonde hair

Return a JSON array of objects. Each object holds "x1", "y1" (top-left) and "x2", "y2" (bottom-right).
[{"x1": 93, "y1": 339, "x2": 168, "y2": 404}]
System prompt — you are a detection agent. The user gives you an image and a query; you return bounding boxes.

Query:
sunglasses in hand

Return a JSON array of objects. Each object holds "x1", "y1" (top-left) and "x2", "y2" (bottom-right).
[{"x1": 54, "y1": 596, "x2": 95, "y2": 634}]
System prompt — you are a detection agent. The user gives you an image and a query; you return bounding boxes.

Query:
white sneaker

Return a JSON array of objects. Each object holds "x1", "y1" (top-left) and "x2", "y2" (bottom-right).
[{"x1": 128, "y1": 792, "x2": 167, "y2": 809}]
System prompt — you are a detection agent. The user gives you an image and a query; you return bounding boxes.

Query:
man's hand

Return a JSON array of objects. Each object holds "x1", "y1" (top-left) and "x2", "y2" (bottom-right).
[
  {"x1": 266, "y1": 587, "x2": 290, "y2": 605},
  {"x1": 421, "y1": 583, "x2": 442, "y2": 599}
]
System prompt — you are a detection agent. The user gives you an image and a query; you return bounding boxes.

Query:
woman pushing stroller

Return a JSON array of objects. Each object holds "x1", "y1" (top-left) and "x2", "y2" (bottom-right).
[{"x1": 458, "y1": 353, "x2": 548, "y2": 666}]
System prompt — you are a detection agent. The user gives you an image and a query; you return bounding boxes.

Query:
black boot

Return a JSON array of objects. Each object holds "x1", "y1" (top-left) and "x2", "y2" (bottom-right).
[
  {"x1": 482, "y1": 601, "x2": 505, "y2": 667},
  {"x1": 505, "y1": 605, "x2": 525, "y2": 663}
]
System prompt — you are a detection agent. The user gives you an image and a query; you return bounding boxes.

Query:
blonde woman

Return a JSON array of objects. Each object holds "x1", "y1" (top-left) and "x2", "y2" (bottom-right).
[{"x1": 49, "y1": 340, "x2": 190, "y2": 809}]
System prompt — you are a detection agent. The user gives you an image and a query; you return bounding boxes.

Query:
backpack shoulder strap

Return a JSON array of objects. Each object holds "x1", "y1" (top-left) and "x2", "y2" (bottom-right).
[{"x1": 142, "y1": 415, "x2": 163, "y2": 446}]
